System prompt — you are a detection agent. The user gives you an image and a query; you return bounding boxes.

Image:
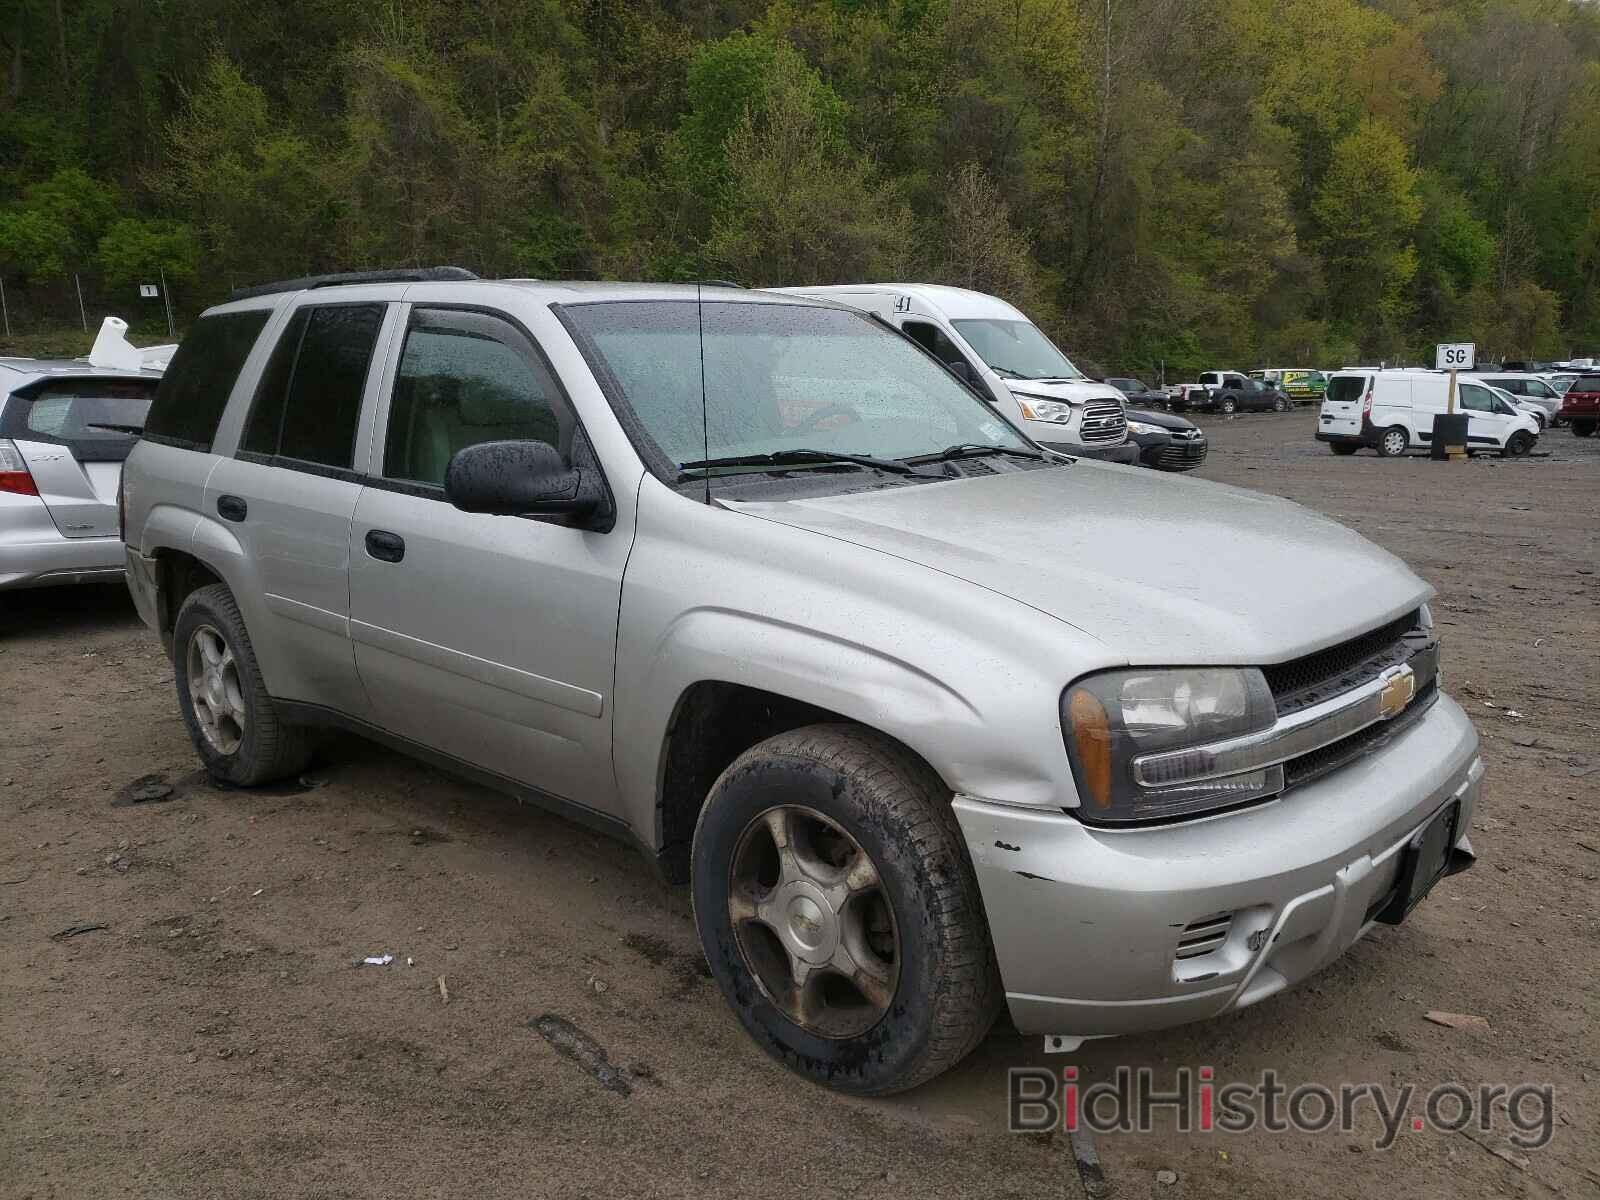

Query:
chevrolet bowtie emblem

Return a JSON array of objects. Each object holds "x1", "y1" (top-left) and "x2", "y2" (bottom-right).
[{"x1": 1376, "y1": 664, "x2": 1416, "y2": 720}]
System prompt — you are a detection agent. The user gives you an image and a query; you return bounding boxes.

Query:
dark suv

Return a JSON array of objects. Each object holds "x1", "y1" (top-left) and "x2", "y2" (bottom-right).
[{"x1": 1210, "y1": 374, "x2": 1292, "y2": 414}]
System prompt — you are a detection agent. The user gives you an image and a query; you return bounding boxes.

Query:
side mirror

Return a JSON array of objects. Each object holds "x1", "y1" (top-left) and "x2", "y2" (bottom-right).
[{"x1": 445, "y1": 440, "x2": 604, "y2": 522}]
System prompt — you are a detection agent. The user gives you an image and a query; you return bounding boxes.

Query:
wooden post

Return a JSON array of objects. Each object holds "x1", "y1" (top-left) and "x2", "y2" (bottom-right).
[{"x1": 1446, "y1": 367, "x2": 1467, "y2": 460}]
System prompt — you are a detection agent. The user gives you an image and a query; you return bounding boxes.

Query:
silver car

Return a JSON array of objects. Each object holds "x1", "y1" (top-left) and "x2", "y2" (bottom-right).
[
  {"x1": 1, "y1": 355, "x2": 163, "y2": 590},
  {"x1": 121, "y1": 273, "x2": 1482, "y2": 1094}
]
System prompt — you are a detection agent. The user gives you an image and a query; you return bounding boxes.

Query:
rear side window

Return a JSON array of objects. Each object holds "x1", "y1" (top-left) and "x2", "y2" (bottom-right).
[
  {"x1": 382, "y1": 308, "x2": 565, "y2": 488},
  {"x1": 1326, "y1": 376, "x2": 1368, "y2": 404},
  {"x1": 1576, "y1": 376, "x2": 1600, "y2": 392},
  {"x1": 0, "y1": 377, "x2": 158, "y2": 462},
  {"x1": 142, "y1": 309, "x2": 271, "y2": 450},
  {"x1": 242, "y1": 304, "x2": 384, "y2": 470}
]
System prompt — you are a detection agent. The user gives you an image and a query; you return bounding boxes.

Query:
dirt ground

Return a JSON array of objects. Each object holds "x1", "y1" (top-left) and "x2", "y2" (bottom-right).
[{"x1": 3, "y1": 413, "x2": 1597, "y2": 1200}]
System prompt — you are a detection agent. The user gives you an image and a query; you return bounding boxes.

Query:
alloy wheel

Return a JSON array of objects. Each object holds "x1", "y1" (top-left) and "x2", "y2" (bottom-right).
[
  {"x1": 186, "y1": 624, "x2": 247, "y2": 754},
  {"x1": 727, "y1": 805, "x2": 900, "y2": 1039}
]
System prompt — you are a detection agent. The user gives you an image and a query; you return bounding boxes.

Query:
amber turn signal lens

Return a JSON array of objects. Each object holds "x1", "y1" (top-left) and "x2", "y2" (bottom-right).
[{"x1": 1067, "y1": 688, "x2": 1112, "y2": 808}]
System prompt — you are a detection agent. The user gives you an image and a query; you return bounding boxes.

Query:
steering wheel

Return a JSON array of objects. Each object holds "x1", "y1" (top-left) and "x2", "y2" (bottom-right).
[{"x1": 799, "y1": 403, "x2": 861, "y2": 432}]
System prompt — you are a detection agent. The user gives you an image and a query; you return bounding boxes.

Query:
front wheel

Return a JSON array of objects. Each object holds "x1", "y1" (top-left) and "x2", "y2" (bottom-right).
[
  {"x1": 1273, "y1": 396, "x2": 1290, "y2": 412},
  {"x1": 692, "y1": 725, "x2": 1001, "y2": 1095},
  {"x1": 173, "y1": 584, "x2": 313, "y2": 786},
  {"x1": 1502, "y1": 431, "x2": 1534, "y2": 458},
  {"x1": 1377, "y1": 426, "x2": 1408, "y2": 457}
]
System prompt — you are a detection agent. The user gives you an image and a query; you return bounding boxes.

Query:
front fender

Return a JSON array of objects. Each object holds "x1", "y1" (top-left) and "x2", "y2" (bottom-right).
[{"x1": 611, "y1": 479, "x2": 1105, "y2": 849}]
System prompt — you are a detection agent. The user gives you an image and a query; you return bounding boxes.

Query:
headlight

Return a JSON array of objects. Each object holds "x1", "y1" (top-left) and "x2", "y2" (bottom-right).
[
  {"x1": 1063, "y1": 668, "x2": 1279, "y2": 824},
  {"x1": 1126, "y1": 420, "x2": 1160, "y2": 435},
  {"x1": 1015, "y1": 394, "x2": 1075, "y2": 424}
]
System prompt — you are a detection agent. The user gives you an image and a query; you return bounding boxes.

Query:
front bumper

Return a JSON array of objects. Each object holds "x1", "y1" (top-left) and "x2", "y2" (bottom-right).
[
  {"x1": 953, "y1": 692, "x2": 1481, "y2": 1038},
  {"x1": 1038, "y1": 439, "x2": 1141, "y2": 465},
  {"x1": 1134, "y1": 432, "x2": 1208, "y2": 471},
  {"x1": 0, "y1": 530, "x2": 125, "y2": 591}
]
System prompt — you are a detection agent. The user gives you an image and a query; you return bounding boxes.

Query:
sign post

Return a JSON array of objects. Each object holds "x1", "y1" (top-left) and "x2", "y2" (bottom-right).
[{"x1": 1433, "y1": 343, "x2": 1474, "y2": 461}]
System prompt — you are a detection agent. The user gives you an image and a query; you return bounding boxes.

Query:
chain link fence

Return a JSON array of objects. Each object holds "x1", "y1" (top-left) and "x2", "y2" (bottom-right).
[{"x1": 0, "y1": 270, "x2": 241, "y2": 351}]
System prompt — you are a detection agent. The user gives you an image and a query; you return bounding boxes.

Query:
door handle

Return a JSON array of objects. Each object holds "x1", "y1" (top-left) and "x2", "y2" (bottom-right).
[
  {"x1": 217, "y1": 495, "x2": 247, "y2": 522},
  {"x1": 364, "y1": 529, "x2": 406, "y2": 563}
]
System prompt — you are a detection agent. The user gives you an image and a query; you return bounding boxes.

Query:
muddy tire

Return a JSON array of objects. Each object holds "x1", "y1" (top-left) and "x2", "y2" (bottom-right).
[
  {"x1": 1377, "y1": 426, "x2": 1408, "y2": 457},
  {"x1": 173, "y1": 583, "x2": 313, "y2": 787},
  {"x1": 1329, "y1": 442, "x2": 1359, "y2": 456},
  {"x1": 691, "y1": 724, "x2": 1002, "y2": 1095},
  {"x1": 1501, "y1": 431, "x2": 1534, "y2": 458},
  {"x1": 1273, "y1": 396, "x2": 1289, "y2": 412}
]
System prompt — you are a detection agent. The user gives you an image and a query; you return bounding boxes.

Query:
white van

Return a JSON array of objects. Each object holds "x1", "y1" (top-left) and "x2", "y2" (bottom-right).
[
  {"x1": 772, "y1": 284, "x2": 1138, "y2": 462},
  {"x1": 1317, "y1": 369, "x2": 1541, "y2": 457}
]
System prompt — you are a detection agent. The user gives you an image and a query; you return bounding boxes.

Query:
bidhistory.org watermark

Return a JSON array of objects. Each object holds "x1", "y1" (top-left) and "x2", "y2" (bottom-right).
[{"x1": 1008, "y1": 1066, "x2": 1555, "y2": 1151}]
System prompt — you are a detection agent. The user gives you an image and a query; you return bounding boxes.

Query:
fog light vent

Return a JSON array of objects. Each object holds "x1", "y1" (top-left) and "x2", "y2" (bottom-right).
[{"x1": 1175, "y1": 912, "x2": 1234, "y2": 960}]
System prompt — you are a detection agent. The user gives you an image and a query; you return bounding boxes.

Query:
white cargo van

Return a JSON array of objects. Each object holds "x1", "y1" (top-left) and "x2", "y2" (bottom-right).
[
  {"x1": 1317, "y1": 370, "x2": 1540, "y2": 457},
  {"x1": 772, "y1": 284, "x2": 1138, "y2": 462}
]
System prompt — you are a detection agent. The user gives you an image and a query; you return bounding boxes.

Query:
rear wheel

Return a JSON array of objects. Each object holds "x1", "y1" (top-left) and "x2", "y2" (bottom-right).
[
  {"x1": 1377, "y1": 426, "x2": 1408, "y2": 457},
  {"x1": 1573, "y1": 420, "x2": 1595, "y2": 438},
  {"x1": 1502, "y1": 431, "x2": 1534, "y2": 458},
  {"x1": 1220, "y1": 398, "x2": 1236, "y2": 414},
  {"x1": 1273, "y1": 396, "x2": 1290, "y2": 412},
  {"x1": 173, "y1": 584, "x2": 313, "y2": 786},
  {"x1": 692, "y1": 724, "x2": 1001, "y2": 1095},
  {"x1": 1329, "y1": 442, "x2": 1359, "y2": 456}
]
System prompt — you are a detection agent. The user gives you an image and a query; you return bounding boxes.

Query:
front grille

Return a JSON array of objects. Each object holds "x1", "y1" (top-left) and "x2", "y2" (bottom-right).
[
  {"x1": 1263, "y1": 609, "x2": 1423, "y2": 715},
  {"x1": 1284, "y1": 679, "x2": 1437, "y2": 789},
  {"x1": 1175, "y1": 913, "x2": 1233, "y2": 960},
  {"x1": 1080, "y1": 399, "x2": 1127, "y2": 442},
  {"x1": 1154, "y1": 441, "x2": 1207, "y2": 468}
]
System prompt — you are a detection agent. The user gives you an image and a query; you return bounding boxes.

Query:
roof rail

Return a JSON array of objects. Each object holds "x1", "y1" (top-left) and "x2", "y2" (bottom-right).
[
  {"x1": 689, "y1": 279, "x2": 745, "y2": 289},
  {"x1": 228, "y1": 266, "x2": 479, "y2": 302}
]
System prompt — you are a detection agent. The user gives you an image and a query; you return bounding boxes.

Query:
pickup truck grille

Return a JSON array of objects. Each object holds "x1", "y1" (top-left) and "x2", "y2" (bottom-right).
[{"x1": 1079, "y1": 399, "x2": 1127, "y2": 443}]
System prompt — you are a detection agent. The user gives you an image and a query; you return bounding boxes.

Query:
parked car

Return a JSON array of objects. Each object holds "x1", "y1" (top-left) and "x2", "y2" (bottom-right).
[
  {"x1": 1485, "y1": 385, "x2": 1548, "y2": 430},
  {"x1": 123, "y1": 269, "x2": 1482, "y2": 1095},
  {"x1": 774, "y1": 284, "x2": 1137, "y2": 463},
  {"x1": 1104, "y1": 376, "x2": 1168, "y2": 407},
  {"x1": 1249, "y1": 368, "x2": 1327, "y2": 404},
  {"x1": 1165, "y1": 382, "x2": 1213, "y2": 413},
  {"x1": 1125, "y1": 408, "x2": 1208, "y2": 471},
  {"x1": 1478, "y1": 374, "x2": 1563, "y2": 427},
  {"x1": 1558, "y1": 374, "x2": 1600, "y2": 436},
  {"x1": 1318, "y1": 370, "x2": 1540, "y2": 457},
  {"x1": 1211, "y1": 374, "x2": 1292, "y2": 414},
  {"x1": 1547, "y1": 373, "x2": 1577, "y2": 395},
  {"x1": 1, "y1": 319, "x2": 166, "y2": 590}
]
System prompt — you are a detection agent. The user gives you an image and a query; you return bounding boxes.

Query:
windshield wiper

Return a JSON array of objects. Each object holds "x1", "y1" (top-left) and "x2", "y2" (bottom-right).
[
  {"x1": 904, "y1": 443, "x2": 1047, "y2": 465},
  {"x1": 678, "y1": 449, "x2": 928, "y2": 478},
  {"x1": 988, "y1": 365, "x2": 1026, "y2": 379}
]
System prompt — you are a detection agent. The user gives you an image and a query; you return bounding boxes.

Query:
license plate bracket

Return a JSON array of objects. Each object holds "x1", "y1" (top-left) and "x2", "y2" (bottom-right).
[{"x1": 1371, "y1": 801, "x2": 1459, "y2": 926}]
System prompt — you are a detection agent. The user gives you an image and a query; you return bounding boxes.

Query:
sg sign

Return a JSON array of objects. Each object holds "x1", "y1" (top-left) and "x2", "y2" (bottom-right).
[{"x1": 1435, "y1": 342, "x2": 1475, "y2": 371}]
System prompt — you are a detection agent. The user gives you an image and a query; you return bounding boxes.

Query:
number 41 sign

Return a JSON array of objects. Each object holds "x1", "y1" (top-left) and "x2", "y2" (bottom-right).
[{"x1": 1436, "y1": 342, "x2": 1475, "y2": 370}]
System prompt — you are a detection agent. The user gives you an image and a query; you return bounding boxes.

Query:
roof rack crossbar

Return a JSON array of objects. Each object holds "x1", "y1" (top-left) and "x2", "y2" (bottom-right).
[{"x1": 229, "y1": 266, "x2": 479, "y2": 302}]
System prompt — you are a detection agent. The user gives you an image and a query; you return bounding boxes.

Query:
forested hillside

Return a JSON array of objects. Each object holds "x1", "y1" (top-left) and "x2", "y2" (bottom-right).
[{"x1": 3, "y1": 0, "x2": 1598, "y2": 373}]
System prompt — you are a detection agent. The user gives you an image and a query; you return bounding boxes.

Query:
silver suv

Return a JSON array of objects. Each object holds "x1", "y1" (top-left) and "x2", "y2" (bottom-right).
[{"x1": 122, "y1": 271, "x2": 1483, "y2": 1094}]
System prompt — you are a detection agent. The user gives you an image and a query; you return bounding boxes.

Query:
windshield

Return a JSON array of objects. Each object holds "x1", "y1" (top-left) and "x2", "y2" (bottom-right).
[
  {"x1": 562, "y1": 301, "x2": 1031, "y2": 473},
  {"x1": 950, "y1": 319, "x2": 1084, "y2": 380}
]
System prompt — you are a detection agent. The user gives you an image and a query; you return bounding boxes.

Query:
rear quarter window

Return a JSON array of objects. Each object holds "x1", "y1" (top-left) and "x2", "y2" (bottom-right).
[
  {"x1": 142, "y1": 309, "x2": 272, "y2": 451},
  {"x1": 1574, "y1": 376, "x2": 1600, "y2": 392}
]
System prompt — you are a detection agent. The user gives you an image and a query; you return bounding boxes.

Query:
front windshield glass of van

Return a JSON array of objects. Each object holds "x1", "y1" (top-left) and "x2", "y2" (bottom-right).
[
  {"x1": 951, "y1": 319, "x2": 1084, "y2": 380},
  {"x1": 562, "y1": 300, "x2": 1032, "y2": 474}
]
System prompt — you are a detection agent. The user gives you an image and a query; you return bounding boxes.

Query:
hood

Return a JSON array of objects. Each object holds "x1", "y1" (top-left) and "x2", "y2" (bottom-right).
[
  {"x1": 724, "y1": 463, "x2": 1428, "y2": 665},
  {"x1": 1004, "y1": 378, "x2": 1127, "y2": 406},
  {"x1": 1126, "y1": 407, "x2": 1196, "y2": 432}
]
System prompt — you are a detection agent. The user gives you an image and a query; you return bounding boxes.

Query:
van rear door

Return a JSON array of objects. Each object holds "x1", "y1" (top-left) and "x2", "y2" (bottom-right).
[{"x1": 1320, "y1": 372, "x2": 1369, "y2": 438}]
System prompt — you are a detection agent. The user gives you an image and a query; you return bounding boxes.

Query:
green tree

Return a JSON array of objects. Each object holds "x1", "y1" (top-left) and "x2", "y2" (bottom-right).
[
  {"x1": 96, "y1": 218, "x2": 200, "y2": 286},
  {"x1": 1312, "y1": 117, "x2": 1422, "y2": 338}
]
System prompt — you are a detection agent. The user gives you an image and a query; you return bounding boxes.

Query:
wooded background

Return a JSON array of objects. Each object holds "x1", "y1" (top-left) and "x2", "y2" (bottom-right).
[{"x1": 3, "y1": 0, "x2": 1598, "y2": 375}]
